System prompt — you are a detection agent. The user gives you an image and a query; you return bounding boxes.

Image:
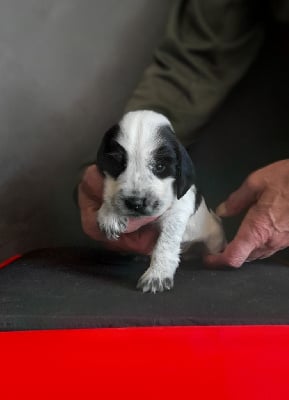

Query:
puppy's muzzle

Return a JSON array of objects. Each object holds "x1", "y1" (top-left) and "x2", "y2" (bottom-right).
[{"x1": 117, "y1": 191, "x2": 161, "y2": 216}]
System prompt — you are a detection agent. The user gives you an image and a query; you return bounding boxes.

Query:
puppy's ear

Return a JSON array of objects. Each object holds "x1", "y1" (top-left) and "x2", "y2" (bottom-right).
[
  {"x1": 175, "y1": 140, "x2": 195, "y2": 199},
  {"x1": 96, "y1": 124, "x2": 119, "y2": 173}
]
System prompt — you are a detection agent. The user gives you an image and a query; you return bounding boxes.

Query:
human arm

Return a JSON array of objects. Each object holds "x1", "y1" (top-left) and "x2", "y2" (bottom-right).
[{"x1": 125, "y1": 0, "x2": 265, "y2": 145}]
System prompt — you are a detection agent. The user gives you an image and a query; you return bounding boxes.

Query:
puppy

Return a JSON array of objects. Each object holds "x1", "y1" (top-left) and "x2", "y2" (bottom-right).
[{"x1": 96, "y1": 110, "x2": 225, "y2": 293}]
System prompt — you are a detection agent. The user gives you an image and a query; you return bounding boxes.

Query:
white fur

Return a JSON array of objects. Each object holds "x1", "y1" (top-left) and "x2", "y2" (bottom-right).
[
  {"x1": 102, "y1": 111, "x2": 175, "y2": 218},
  {"x1": 97, "y1": 110, "x2": 226, "y2": 293}
]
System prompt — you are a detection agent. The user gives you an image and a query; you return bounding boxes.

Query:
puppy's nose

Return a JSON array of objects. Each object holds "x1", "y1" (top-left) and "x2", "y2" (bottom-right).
[{"x1": 124, "y1": 197, "x2": 146, "y2": 213}]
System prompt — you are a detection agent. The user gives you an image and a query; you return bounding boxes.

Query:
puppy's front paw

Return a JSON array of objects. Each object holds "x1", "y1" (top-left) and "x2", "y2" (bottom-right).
[
  {"x1": 137, "y1": 268, "x2": 174, "y2": 293},
  {"x1": 97, "y1": 210, "x2": 128, "y2": 240}
]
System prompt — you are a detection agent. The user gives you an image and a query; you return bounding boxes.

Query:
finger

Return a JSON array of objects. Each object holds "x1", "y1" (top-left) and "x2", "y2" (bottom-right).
[
  {"x1": 204, "y1": 235, "x2": 257, "y2": 268},
  {"x1": 81, "y1": 208, "x2": 107, "y2": 241},
  {"x1": 204, "y1": 214, "x2": 260, "y2": 267},
  {"x1": 83, "y1": 165, "x2": 103, "y2": 191},
  {"x1": 216, "y1": 178, "x2": 261, "y2": 218},
  {"x1": 78, "y1": 165, "x2": 104, "y2": 207},
  {"x1": 246, "y1": 248, "x2": 276, "y2": 262},
  {"x1": 247, "y1": 243, "x2": 287, "y2": 262},
  {"x1": 104, "y1": 224, "x2": 159, "y2": 255}
]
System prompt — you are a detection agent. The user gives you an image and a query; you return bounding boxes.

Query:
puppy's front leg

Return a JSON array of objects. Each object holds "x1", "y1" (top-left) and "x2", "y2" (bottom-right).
[
  {"x1": 97, "y1": 202, "x2": 128, "y2": 240},
  {"x1": 137, "y1": 201, "x2": 191, "y2": 293}
]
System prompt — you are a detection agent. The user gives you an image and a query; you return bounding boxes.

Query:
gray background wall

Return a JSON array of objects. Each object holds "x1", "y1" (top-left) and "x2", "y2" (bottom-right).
[{"x1": 0, "y1": 0, "x2": 171, "y2": 261}]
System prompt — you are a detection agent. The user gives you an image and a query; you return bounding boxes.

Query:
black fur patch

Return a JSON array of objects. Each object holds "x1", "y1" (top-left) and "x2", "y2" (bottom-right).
[
  {"x1": 152, "y1": 143, "x2": 178, "y2": 179},
  {"x1": 157, "y1": 126, "x2": 195, "y2": 199},
  {"x1": 194, "y1": 187, "x2": 202, "y2": 213},
  {"x1": 96, "y1": 124, "x2": 127, "y2": 178}
]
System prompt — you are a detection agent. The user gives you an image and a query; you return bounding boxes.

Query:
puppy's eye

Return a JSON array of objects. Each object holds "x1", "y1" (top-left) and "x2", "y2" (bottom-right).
[
  {"x1": 155, "y1": 163, "x2": 166, "y2": 173},
  {"x1": 108, "y1": 152, "x2": 124, "y2": 163}
]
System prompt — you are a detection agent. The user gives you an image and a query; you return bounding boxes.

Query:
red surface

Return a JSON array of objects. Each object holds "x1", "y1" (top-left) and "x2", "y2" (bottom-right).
[
  {"x1": 1, "y1": 325, "x2": 289, "y2": 399},
  {"x1": 0, "y1": 254, "x2": 22, "y2": 269}
]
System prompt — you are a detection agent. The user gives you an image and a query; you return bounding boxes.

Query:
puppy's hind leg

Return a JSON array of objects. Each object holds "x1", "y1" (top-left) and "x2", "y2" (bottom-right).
[
  {"x1": 183, "y1": 197, "x2": 226, "y2": 256},
  {"x1": 204, "y1": 212, "x2": 227, "y2": 255}
]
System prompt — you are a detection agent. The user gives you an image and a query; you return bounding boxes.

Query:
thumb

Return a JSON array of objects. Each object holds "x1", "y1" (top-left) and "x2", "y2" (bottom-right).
[{"x1": 216, "y1": 178, "x2": 260, "y2": 217}]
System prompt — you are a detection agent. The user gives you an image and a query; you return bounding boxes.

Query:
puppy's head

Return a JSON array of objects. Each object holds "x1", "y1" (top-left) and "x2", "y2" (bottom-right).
[{"x1": 96, "y1": 111, "x2": 195, "y2": 217}]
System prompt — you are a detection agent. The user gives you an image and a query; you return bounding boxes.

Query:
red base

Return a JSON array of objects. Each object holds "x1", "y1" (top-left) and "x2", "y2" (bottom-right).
[
  {"x1": 1, "y1": 325, "x2": 289, "y2": 399},
  {"x1": 0, "y1": 254, "x2": 22, "y2": 269}
]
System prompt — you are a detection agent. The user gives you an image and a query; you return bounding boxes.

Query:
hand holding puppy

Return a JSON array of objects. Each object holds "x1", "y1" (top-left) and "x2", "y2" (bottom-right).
[
  {"x1": 78, "y1": 164, "x2": 159, "y2": 255},
  {"x1": 205, "y1": 160, "x2": 289, "y2": 267}
]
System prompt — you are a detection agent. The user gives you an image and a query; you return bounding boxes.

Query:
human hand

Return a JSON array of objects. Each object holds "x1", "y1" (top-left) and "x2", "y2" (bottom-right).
[
  {"x1": 204, "y1": 159, "x2": 289, "y2": 267},
  {"x1": 78, "y1": 165, "x2": 159, "y2": 255}
]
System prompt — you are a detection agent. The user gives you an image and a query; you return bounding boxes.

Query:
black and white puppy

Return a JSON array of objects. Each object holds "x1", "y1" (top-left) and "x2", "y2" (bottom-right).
[{"x1": 96, "y1": 110, "x2": 225, "y2": 293}]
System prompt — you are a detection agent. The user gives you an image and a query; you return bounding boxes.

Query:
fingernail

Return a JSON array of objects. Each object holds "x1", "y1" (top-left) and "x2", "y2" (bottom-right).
[{"x1": 216, "y1": 202, "x2": 227, "y2": 217}]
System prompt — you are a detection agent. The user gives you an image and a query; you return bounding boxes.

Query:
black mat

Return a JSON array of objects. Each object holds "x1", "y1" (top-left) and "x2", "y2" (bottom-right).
[{"x1": 0, "y1": 247, "x2": 289, "y2": 331}]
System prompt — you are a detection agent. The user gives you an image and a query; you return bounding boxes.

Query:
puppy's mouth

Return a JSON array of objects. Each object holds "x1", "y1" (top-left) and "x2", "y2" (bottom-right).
[{"x1": 114, "y1": 196, "x2": 162, "y2": 217}]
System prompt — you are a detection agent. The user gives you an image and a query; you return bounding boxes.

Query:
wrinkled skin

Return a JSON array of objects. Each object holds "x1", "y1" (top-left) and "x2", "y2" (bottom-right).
[
  {"x1": 78, "y1": 165, "x2": 159, "y2": 255},
  {"x1": 205, "y1": 160, "x2": 289, "y2": 267}
]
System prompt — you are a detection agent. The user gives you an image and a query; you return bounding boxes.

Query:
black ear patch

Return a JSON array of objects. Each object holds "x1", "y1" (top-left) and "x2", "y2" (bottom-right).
[
  {"x1": 175, "y1": 140, "x2": 195, "y2": 199},
  {"x1": 158, "y1": 126, "x2": 195, "y2": 199},
  {"x1": 96, "y1": 124, "x2": 127, "y2": 178}
]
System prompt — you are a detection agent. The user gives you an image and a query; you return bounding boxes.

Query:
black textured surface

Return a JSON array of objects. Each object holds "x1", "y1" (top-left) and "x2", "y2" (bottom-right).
[{"x1": 0, "y1": 247, "x2": 289, "y2": 331}]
